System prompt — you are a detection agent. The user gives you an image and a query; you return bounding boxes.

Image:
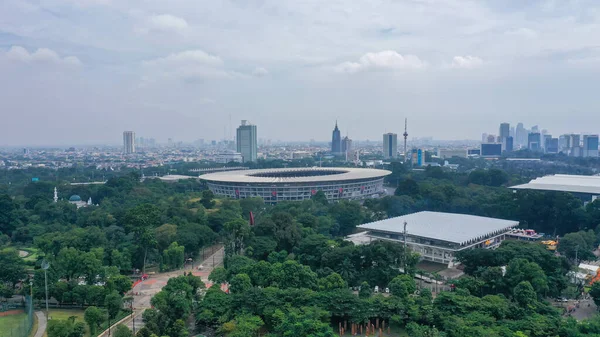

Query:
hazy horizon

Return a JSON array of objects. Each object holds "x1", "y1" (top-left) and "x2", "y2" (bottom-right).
[{"x1": 2, "y1": 0, "x2": 600, "y2": 146}]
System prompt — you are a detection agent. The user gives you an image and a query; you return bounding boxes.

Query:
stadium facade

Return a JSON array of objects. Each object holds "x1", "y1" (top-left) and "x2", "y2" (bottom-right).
[{"x1": 200, "y1": 167, "x2": 391, "y2": 203}]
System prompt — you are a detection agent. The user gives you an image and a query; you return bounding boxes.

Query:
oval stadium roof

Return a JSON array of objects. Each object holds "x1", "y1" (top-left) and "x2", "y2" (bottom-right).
[{"x1": 199, "y1": 167, "x2": 391, "y2": 184}]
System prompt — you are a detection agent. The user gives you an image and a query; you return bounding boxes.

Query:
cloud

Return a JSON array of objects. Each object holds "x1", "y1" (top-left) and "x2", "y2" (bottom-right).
[
  {"x1": 252, "y1": 67, "x2": 269, "y2": 77},
  {"x1": 335, "y1": 51, "x2": 426, "y2": 73},
  {"x1": 505, "y1": 28, "x2": 538, "y2": 39},
  {"x1": 142, "y1": 50, "x2": 245, "y2": 81},
  {"x1": 144, "y1": 14, "x2": 188, "y2": 33},
  {"x1": 451, "y1": 55, "x2": 483, "y2": 69},
  {"x1": 4, "y1": 46, "x2": 81, "y2": 66}
]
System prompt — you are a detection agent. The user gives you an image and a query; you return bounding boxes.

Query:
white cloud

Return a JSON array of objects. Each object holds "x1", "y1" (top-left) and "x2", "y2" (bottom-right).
[
  {"x1": 506, "y1": 28, "x2": 538, "y2": 39},
  {"x1": 4, "y1": 46, "x2": 81, "y2": 66},
  {"x1": 451, "y1": 55, "x2": 483, "y2": 69},
  {"x1": 335, "y1": 51, "x2": 426, "y2": 73},
  {"x1": 142, "y1": 50, "x2": 248, "y2": 81},
  {"x1": 145, "y1": 14, "x2": 188, "y2": 33},
  {"x1": 252, "y1": 67, "x2": 269, "y2": 77}
]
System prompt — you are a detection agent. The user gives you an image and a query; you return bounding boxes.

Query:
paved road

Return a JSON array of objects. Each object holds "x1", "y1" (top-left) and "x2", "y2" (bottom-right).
[
  {"x1": 34, "y1": 311, "x2": 46, "y2": 337},
  {"x1": 120, "y1": 247, "x2": 225, "y2": 334}
]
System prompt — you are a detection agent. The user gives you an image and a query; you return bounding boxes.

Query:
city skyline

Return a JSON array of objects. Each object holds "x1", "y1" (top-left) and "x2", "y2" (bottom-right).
[{"x1": 3, "y1": 2, "x2": 600, "y2": 146}]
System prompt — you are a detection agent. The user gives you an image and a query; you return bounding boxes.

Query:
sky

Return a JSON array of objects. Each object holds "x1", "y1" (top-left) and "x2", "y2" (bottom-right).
[{"x1": 2, "y1": 0, "x2": 600, "y2": 146}]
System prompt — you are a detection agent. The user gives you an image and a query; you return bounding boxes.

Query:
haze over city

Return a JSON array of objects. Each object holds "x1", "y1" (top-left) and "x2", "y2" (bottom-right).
[{"x1": 2, "y1": 0, "x2": 600, "y2": 146}]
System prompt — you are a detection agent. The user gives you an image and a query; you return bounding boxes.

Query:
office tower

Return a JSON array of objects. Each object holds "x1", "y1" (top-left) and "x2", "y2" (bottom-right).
[
  {"x1": 499, "y1": 123, "x2": 510, "y2": 141},
  {"x1": 123, "y1": 131, "x2": 135, "y2": 154},
  {"x1": 482, "y1": 133, "x2": 488, "y2": 143},
  {"x1": 542, "y1": 134, "x2": 552, "y2": 152},
  {"x1": 531, "y1": 125, "x2": 539, "y2": 133},
  {"x1": 545, "y1": 137, "x2": 559, "y2": 154},
  {"x1": 505, "y1": 136, "x2": 514, "y2": 152},
  {"x1": 528, "y1": 132, "x2": 541, "y2": 151},
  {"x1": 569, "y1": 134, "x2": 581, "y2": 157},
  {"x1": 516, "y1": 123, "x2": 526, "y2": 147},
  {"x1": 331, "y1": 121, "x2": 342, "y2": 154},
  {"x1": 510, "y1": 126, "x2": 515, "y2": 139},
  {"x1": 342, "y1": 136, "x2": 352, "y2": 153},
  {"x1": 487, "y1": 134, "x2": 496, "y2": 143},
  {"x1": 559, "y1": 134, "x2": 571, "y2": 153},
  {"x1": 383, "y1": 133, "x2": 398, "y2": 159},
  {"x1": 236, "y1": 120, "x2": 257, "y2": 163},
  {"x1": 411, "y1": 149, "x2": 424, "y2": 166},
  {"x1": 583, "y1": 135, "x2": 599, "y2": 157}
]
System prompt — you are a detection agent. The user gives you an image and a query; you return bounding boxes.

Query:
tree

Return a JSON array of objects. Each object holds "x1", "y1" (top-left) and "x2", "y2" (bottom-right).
[
  {"x1": 105, "y1": 290, "x2": 123, "y2": 319},
  {"x1": 219, "y1": 314, "x2": 263, "y2": 337},
  {"x1": 162, "y1": 242, "x2": 185, "y2": 271},
  {"x1": 155, "y1": 224, "x2": 178, "y2": 252},
  {"x1": 229, "y1": 273, "x2": 252, "y2": 294},
  {"x1": 0, "y1": 194, "x2": 18, "y2": 236},
  {"x1": 209, "y1": 267, "x2": 228, "y2": 284},
  {"x1": 84, "y1": 306, "x2": 105, "y2": 335},
  {"x1": 589, "y1": 282, "x2": 600, "y2": 308},
  {"x1": 107, "y1": 275, "x2": 133, "y2": 295},
  {"x1": 395, "y1": 178, "x2": 419, "y2": 197},
  {"x1": 124, "y1": 204, "x2": 161, "y2": 274},
  {"x1": 200, "y1": 190, "x2": 216, "y2": 209},
  {"x1": 312, "y1": 191, "x2": 328, "y2": 205},
  {"x1": 318, "y1": 272, "x2": 347, "y2": 291},
  {"x1": 47, "y1": 319, "x2": 86, "y2": 337},
  {"x1": 0, "y1": 248, "x2": 26, "y2": 287},
  {"x1": 114, "y1": 324, "x2": 134, "y2": 337},
  {"x1": 388, "y1": 274, "x2": 417, "y2": 298},
  {"x1": 513, "y1": 281, "x2": 537, "y2": 308},
  {"x1": 359, "y1": 281, "x2": 372, "y2": 299}
]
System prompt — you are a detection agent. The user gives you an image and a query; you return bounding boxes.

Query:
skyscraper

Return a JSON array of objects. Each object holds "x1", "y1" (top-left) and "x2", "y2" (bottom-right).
[
  {"x1": 236, "y1": 120, "x2": 257, "y2": 163},
  {"x1": 583, "y1": 135, "x2": 599, "y2": 158},
  {"x1": 505, "y1": 136, "x2": 514, "y2": 153},
  {"x1": 342, "y1": 136, "x2": 352, "y2": 160},
  {"x1": 528, "y1": 132, "x2": 541, "y2": 152},
  {"x1": 383, "y1": 133, "x2": 398, "y2": 159},
  {"x1": 516, "y1": 123, "x2": 526, "y2": 147},
  {"x1": 331, "y1": 121, "x2": 342, "y2": 154},
  {"x1": 499, "y1": 123, "x2": 510, "y2": 151},
  {"x1": 123, "y1": 131, "x2": 135, "y2": 154},
  {"x1": 499, "y1": 123, "x2": 510, "y2": 140}
]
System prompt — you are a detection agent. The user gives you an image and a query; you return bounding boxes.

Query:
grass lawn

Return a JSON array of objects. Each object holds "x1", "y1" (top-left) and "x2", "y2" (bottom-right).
[{"x1": 0, "y1": 313, "x2": 29, "y2": 337}]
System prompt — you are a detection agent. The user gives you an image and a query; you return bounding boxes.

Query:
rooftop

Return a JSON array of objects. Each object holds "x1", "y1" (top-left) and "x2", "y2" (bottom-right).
[
  {"x1": 199, "y1": 167, "x2": 391, "y2": 184},
  {"x1": 511, "y1": 174, "x2": 600, "y2": 195},
  {"x1": 358, "y1": 211, "x2": 518, "y2": 245}
]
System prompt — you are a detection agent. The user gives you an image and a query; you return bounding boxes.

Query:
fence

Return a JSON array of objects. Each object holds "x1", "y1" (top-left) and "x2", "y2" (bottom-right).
[{"x1": 0, "y1": 296, "x2": 34, "y2": 337}]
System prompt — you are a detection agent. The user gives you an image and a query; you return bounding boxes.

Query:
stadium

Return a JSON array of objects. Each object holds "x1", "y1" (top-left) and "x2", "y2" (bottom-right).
[{"x1": 200, "y1": 167, "x2": 391, "y2": 203}]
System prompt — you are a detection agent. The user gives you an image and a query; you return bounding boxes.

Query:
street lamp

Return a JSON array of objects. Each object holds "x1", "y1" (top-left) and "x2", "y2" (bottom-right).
[{"x1": 41, "y1": 260, "x2": 50, "y2": 320}]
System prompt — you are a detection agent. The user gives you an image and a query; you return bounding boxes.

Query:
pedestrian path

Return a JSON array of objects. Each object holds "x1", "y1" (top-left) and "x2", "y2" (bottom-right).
[{"x1": 34, "y1": 311, "x2": 46, "y2": 337}]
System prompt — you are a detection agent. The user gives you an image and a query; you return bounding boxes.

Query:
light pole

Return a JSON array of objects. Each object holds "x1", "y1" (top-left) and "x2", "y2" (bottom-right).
[{"x1": 41, "y1": 260, "x2": 50, "y2": 320}]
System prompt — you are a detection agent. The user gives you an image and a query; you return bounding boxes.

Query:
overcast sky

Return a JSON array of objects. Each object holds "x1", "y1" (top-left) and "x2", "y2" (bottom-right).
[{"x1": 2, "y1": 0, "x2": 600, "y2": 146}]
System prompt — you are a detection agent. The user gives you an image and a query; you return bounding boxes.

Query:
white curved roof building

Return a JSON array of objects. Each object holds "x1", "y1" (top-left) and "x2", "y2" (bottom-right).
[{"x1": 200, "y1": 167, "x2": 391, "y2": 203}]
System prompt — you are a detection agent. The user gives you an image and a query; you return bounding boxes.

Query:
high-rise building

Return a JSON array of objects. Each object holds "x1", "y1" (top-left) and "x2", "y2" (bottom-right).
[
  {"x1": 570, "y1": 134, "x2": 581, "y2": 157},
  {"x1": 510, "y1": 126, "x2": 515, "y2": 139},
  {"x1": 481, "y1": 143, "x2": 502, "y2": 157},
  {"x1": 123, "y1": 131, "x2": 135, "y2": 154},
  {"x1": 583, "y1": 135, "x2": 599, "y2": 157},
  {"x1": 487, "y1": 134, "x2": 496, "y2": 143},
  {"x1": 331, "y1": 121, "x2": 342, "y2": 154},
  {"x1": 383, "y1": 133, "x2": 398, "y2": 159},
  {"x1": 342, "y1": 136, "x2": 352, "y2": 154},
  {"x1": 505, "y1": 136, "x2": 514, "y2": 153},
  {"x1": 559, "y1": 134, "x2": 571, "y2": 153},
  {"x1": 542, "y1": 134, "x2": 552, "y2": 152},
  {"x1": 236, "y1": 120, "x2": 257, "y2": 163},
  {"x1": 499, "y1": 123, "x2": 510, "y2": 141},
  {"x1": 528, "y1": 132, "x2": 541, "y2": 152},
  {"x1": 482, "y1": 133, "x2": 489, "y2": 143},
  {"x1": 545, "y1": 137, "x2": 559, "y2": 154},
  {"x1": 516, "y1": 123, "x2": 527, "y2": 147}
]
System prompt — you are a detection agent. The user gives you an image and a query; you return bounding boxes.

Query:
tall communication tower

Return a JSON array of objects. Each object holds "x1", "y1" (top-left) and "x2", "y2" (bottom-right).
[{"x1": 403, "y1": 118, "x2": 408, "y2": 163}]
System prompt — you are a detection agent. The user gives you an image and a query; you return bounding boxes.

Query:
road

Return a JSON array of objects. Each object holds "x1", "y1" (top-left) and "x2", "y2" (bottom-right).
[{"x1": 119, "y1": 247, "x2": 225, "y2": 334}]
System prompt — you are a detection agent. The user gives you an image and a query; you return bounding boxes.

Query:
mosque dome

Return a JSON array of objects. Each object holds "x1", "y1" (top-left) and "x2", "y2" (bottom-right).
[{"x1": 69, "y1": 195, "x2": 82, "y2": 202}]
